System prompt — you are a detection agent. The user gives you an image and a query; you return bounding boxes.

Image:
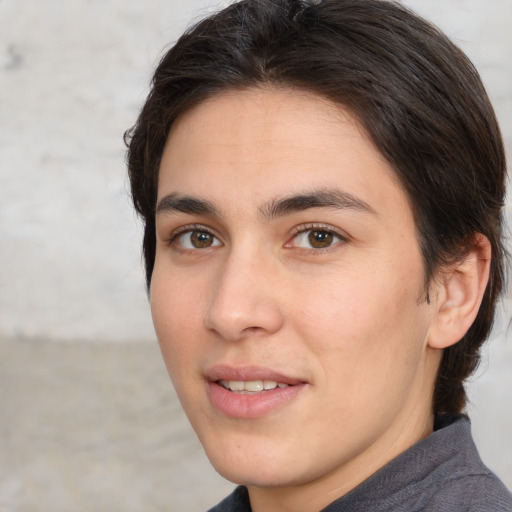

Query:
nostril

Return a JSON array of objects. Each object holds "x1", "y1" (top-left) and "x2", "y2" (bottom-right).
[{"x1": 243, "y1": 326, "x2": 264, "y2": 333}]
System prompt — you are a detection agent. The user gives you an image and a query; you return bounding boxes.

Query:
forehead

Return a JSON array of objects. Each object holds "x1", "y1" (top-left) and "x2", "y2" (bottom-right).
[{"x1": 158, "y1": 87, "x2": 410, "y2": 225}]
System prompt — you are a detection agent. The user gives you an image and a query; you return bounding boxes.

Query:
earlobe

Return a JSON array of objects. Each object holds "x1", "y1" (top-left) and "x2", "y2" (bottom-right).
[{"x1": 428, "y1": 234, "x2": 491, "y2": 350}]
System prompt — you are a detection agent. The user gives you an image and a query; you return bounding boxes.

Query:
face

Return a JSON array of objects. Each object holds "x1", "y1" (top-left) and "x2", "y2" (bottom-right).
[{"x1": 151, "y1": 88, "x2": 443, "y2": 506}]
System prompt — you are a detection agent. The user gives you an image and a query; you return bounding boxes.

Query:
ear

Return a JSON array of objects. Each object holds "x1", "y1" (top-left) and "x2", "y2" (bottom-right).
[{"x1": 428, "y1": 234, "x2": 491, "y2": 349}]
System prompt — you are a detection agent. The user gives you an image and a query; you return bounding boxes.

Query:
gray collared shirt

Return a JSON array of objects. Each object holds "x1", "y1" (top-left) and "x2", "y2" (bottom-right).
[{"x1": 208, "y1": 414, "x2": 512, "y2": 511}]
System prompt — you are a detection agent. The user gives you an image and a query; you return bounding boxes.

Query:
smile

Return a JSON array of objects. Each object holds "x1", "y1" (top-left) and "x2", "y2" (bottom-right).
[
  {"x1": 218, "y1": 380, "x2": 290, "y2": 393},
  {"x1": 206, "y1": 366, "x2": 307, "y2": 418}
]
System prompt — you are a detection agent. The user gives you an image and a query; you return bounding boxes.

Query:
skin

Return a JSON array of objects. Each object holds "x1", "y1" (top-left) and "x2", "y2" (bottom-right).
[{"x1": 150, "y1": 87, "x2": 472, "y2": 512}]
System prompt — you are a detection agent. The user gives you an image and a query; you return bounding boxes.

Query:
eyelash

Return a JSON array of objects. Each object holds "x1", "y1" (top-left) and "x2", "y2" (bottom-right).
[
  {"x1": 168, "y1": 224, "x2": 220, "y2": 253},
  {"x1": 167, "y1": 223, "x2": 347, "y2": 253},
  {"x1": 287, "y1": 223, "x2": 348, "y2": 252}
]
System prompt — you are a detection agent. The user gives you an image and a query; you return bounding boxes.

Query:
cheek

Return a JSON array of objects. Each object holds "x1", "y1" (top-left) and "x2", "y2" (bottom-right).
[
  {"x1": 293, "y1": 269, "x2": 392, "y2": 336},
  {"x1": 150, "y1": 266, "x2": 206, "y2": 371},
  {"x1": 150, "y1": 278, "x2": 210, "y2": 423},
  {"x1": 293, "y1": 257, "x2": 428, "y2": 371}
]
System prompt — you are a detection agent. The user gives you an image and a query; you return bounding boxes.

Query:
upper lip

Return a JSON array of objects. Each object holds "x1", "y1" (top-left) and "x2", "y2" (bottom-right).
[{"x1": 205, "y1": 364, "x2": 305, "y2": 385}]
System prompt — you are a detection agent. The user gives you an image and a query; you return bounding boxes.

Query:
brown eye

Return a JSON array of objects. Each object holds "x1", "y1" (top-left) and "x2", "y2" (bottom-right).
[
  {"x1": 191, "y1": 231, "x2": 214, "y2": 248},
  {"x1": 175, "y1": 229, "x2": 221, "y2": 250},
  {"x1": 290, "y1": 228, "x2": 344, "y2": 250},
  {"x1": 308, "y1": 230, "x2": 334, "y2": 248}
]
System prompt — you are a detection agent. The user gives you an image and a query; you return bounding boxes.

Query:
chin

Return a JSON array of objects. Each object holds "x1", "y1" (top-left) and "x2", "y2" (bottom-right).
[
  {"x1": 212, "y1": 460, "x2": 301, "y2": 489},
  {"x1": 200, "y1": 433, "x2": 302, "y2": 487}
]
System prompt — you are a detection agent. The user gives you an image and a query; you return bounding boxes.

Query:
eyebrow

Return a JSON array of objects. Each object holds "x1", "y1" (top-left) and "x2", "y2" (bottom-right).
[
  {"x1": 155, "y1": 188, "x2": 376, "y2": 219},
  {"x1": 156, "y1": 194, "x2": 218, "y2": 216},
  {"x1": 260, "y1": 189, "x2": 376, "y2": 218}
]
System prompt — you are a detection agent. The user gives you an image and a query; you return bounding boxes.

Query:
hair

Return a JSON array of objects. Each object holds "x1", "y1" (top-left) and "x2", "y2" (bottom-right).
[{"x1": 125, "y1": 0, "x2": 507, "y2": 414}]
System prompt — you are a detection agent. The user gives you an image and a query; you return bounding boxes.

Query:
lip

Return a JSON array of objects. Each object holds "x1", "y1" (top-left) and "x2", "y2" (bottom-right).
[
  {"x1": 205, "y1": 365, "x2": 307, "y2": 419},
  {"x1": 205, "y1": 365, "x2": 304, "y2": 385}
]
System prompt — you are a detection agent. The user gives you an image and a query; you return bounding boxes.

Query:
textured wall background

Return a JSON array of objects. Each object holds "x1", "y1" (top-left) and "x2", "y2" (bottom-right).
[
  {"x1": 0, "y1": 0, "x2": 511, "y2": 511},
  {"x1": 0, "y1": 0, "x2": 222, "y2": 342}
]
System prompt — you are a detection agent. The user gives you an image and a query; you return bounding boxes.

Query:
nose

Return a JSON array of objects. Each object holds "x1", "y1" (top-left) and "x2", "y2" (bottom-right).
[{"x1": 204, "y1": 250, "x2": 284, "y2": 342}]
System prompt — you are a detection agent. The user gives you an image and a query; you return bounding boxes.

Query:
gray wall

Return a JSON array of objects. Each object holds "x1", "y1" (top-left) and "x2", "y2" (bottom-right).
[{"x1": 0, "y1": 0, "x2": 511, "y2": 509}]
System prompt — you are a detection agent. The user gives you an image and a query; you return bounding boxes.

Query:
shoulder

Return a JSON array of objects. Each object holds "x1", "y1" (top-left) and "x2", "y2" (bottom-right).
[
  {"x1": 321, "y1": 415, "x2": 511, "y2": 512},
  {"x1": 417, "y1": 415, "x2": 512, "y2": 511},
  {"x1": 424, "y1": 470, "x2": 512, "y2": 512}
]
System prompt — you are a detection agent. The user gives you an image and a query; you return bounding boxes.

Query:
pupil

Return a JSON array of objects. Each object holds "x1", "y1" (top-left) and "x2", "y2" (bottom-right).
[
  {"x1": 308, "y1": 230, "x2": 333, "y2": 248},
  {"x1": 191, "y1": 231, "x2": 212, "y2": 248}
]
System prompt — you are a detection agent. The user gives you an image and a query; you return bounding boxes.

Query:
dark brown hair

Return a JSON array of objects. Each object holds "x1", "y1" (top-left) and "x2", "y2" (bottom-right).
[{"x1": 125, "y1": 0, "x2": 507, "y2": 414}]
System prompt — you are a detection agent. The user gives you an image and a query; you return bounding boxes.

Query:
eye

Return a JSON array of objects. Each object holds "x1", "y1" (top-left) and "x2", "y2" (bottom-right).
[
  {"x1": 173, "y1": 229, "x2": 221, "y2": 250},
  {"x1": 289, "y1": 227, "x2": 345, "y2": 250}
]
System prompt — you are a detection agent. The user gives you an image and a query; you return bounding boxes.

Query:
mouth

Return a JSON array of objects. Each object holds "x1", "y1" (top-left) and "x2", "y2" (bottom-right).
[
  {"x1": 217, "y1": 379, "x2": 291, "y2": 393},
  {"x1": 205, "y1": 364, "x2": 304, "y2": 389},
  {"x1": 205, "y1": 365, "x2": 306, "y2": 418}
]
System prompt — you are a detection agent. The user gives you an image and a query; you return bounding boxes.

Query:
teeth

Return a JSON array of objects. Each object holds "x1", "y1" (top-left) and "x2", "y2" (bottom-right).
[
  {"x1": 227, "y1": 380, "x2": 245, "y2": 391},
  {"x1": 245, "y1": 380, "x2": 264, "y2": 392},
  {"x1": 218, "y1": 379, "x2": 289, "y2": 392}
]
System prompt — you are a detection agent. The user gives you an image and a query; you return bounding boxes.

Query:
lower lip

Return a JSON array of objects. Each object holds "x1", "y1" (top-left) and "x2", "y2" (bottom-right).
[{"x1": 207, "y1": 381, "x2": 305, "y2": 419}]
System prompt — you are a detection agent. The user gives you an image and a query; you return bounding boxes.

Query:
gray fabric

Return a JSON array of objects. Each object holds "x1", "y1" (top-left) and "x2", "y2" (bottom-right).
[{"x1": 207, "y1": 414, "x2": 512, "y2": 511}]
